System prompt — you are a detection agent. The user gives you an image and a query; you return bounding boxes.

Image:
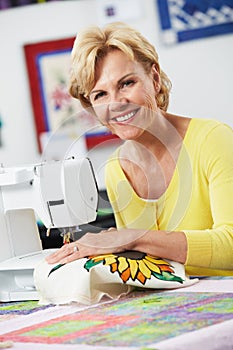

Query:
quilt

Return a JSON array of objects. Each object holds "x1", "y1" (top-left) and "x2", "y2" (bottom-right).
[
  {"x1": 156, "y1": 0, "x2": 233, "y2": 44},
  {"x1": 0, "y1": 283, "x2": 233, "y2": 349}
]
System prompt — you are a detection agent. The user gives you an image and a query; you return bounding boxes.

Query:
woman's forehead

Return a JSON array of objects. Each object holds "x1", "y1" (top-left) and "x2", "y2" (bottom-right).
[{"x1": 93, "y1": 51, "x2": 143, "y2": 86}]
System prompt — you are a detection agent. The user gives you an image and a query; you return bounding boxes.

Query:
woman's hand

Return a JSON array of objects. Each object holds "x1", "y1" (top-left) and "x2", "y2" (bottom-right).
[
  {"x1": 45, "y1": 227, "x2": 132, "y2": 265},
  {"x1": 45, "y1": 227, "x2": 148, "y2": 265},
  {"x1": 45, "y1": 228, "x2": 187, "y2": 265}
]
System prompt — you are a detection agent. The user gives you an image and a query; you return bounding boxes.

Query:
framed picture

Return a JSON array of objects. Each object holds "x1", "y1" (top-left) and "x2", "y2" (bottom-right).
[
  {"x1": 156, "y1": 0, "x2": 233, "y2": 45},
  {"x1": 24, "y1": 37, "x2": 119, "y2": 152}
]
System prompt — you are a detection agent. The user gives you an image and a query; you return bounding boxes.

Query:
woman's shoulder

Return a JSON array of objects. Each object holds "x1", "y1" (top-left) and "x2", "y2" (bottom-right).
[
  {"x1": 188, "y1": 117, "x2": 232, "y2": 139},
  {"x1": 190, "y1": 117, "x2": 231, "y2": 129},
  {"x1": 165, "y1": 114, "x2": 230, "y2": 140},
  {"x1": 187, "y1": 118, "x2": 233, "y2": 159}
]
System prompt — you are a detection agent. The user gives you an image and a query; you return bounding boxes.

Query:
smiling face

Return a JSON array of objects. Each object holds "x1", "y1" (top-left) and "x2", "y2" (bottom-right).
[{"x1": 89, "y1": 49, "x2": 160, "y2": 141}]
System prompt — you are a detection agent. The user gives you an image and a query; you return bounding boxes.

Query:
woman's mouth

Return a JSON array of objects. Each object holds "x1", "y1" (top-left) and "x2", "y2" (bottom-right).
[{"x1": 112, "y1": 109, "x2": 139, "y2": 123}]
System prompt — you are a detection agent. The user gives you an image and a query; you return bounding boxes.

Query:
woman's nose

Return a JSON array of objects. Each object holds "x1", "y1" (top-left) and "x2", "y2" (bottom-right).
[{"x1": 109, "y1": 94, "x2": 128, "y2": 111}]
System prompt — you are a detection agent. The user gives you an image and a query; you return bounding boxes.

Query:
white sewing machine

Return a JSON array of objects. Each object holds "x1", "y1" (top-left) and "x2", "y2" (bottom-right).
[{"x1": 0, "y1": 157, "x2": 98, "y2": 302}]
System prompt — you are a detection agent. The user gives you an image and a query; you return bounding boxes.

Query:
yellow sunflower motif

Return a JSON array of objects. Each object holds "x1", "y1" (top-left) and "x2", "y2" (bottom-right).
[{"x1": 84, "y1": 251, "x2": 184, "y2": 285}]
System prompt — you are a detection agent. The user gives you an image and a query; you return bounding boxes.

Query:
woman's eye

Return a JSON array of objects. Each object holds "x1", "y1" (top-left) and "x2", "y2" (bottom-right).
[
  {"x1": 121, "y1": 80, "x2": 135, "y2": 88},
  {"x1": 94, "y1": 91, "x2": 106, "y2": 100},
  {"x1": 94, "y1": 92, "x2": 104, "y2": 101}
]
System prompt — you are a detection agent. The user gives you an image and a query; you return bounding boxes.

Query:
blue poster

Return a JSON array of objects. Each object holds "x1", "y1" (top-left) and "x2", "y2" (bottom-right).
[{"x1": 156, "y1": 0, "x2": 233, "y2": 44}]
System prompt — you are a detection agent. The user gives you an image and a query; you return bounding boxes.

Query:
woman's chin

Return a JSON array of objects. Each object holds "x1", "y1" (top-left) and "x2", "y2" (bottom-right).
[
  {"x1": 117, "y1": 132, "x2": 143, "y2": 141},
  {"x1": 113, "y1": 125, "x2": 144, "y2": 141}
]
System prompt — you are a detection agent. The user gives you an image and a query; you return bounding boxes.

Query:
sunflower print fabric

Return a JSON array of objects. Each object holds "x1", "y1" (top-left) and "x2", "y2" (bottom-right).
[
  {"x1": 35, "y1": 250, "x2": 197, "y2": 305},
  {"x1": 84, "y1": 251, "x2": 184, "y2": 285}
]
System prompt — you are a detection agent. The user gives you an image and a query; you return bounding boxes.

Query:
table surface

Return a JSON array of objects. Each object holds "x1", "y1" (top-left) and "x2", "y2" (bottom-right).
[{"x1": 0, "y1": 277, "x2": 233, "y2": 350}]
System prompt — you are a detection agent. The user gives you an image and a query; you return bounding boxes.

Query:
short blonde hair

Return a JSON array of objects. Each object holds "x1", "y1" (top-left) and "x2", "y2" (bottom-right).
[{"x1": 69, "y1": 22, "x2": 171, "y2": 111}]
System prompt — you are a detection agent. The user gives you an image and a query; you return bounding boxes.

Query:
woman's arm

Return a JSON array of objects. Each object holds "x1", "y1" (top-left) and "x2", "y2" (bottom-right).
[
  {"x1": 46, "y1": 228, "x2": 187, "y2": 265},
  {"x1": 183, "y1": 123, "x2": 233, "y2": 270}
]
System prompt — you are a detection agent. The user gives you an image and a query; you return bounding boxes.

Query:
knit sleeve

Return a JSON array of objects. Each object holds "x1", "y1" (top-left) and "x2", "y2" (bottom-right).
[{"x1": 183, "y1": 123, "x2": 233, "y2": 270}]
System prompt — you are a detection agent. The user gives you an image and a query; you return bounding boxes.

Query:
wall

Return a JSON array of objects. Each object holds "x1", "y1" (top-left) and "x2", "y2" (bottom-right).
[
  {"x1": 0, "y1": 0, "x2": 96, "y2": 166},
  {"x1": 0, "y1": 0, "x2": 232, "y2": 189}
]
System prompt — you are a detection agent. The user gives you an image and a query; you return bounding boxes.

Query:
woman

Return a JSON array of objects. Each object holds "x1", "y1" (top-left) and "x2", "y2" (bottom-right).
[{"x1": 47, "y1": 22, "x2": 233, "y2": 276}]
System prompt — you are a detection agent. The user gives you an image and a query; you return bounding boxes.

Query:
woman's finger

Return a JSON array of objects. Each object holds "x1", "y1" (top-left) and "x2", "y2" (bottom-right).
[{"x1": 46, "y1": 243, "x2": 78, "y2": 264}]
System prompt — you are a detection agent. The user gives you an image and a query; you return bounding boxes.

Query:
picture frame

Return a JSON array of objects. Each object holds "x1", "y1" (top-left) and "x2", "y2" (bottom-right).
[
  {"x1": 24, "y1": 37, "x2": 119, "y2": 152},
  {"x1": 156, "y1": 0, "x2": 233, "y2": 45}
]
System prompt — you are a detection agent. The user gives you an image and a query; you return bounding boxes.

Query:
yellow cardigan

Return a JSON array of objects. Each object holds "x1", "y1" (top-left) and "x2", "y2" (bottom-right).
[{"x1": 105, "y1": 118, "x2": 233, "y2": 276}]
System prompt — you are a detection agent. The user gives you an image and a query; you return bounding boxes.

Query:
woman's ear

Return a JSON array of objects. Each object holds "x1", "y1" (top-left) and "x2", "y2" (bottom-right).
[{"x1": 151, "y1": 64, "x2": 161, "y2": 93}]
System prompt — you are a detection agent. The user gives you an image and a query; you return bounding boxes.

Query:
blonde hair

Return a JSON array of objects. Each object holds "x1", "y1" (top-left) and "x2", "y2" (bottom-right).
[{"x1": 69, "y1": 22, "x2": 171, "y2": 111}]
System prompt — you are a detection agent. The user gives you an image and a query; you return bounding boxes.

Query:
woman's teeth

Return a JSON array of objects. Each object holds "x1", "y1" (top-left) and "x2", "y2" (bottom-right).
[{"x1": 115, "y1": 110, "x2": 136, "y2": 122}]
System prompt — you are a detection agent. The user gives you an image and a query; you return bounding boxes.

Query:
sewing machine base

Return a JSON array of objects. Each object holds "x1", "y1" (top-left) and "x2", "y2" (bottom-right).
[{"x1": 0, "y1": 249, "x2": 57, "y2": 302}]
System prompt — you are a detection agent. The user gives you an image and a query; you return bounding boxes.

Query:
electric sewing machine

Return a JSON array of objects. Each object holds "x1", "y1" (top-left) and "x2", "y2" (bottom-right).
[{"x1": 0, "y1": 157, "x2": 98, "y2": 302}]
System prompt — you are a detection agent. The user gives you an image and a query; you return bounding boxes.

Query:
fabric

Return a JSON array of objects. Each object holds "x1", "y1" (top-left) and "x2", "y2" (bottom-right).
[
  {"x1": 105, "y1": 118, "x2": 233, "y2": 276},
  {"x1": 1, "y1": 279, "x2": 233, "y2": 349},
  {"x1": 34, "y1": 251, "x2": 197, "y2": 305}
]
